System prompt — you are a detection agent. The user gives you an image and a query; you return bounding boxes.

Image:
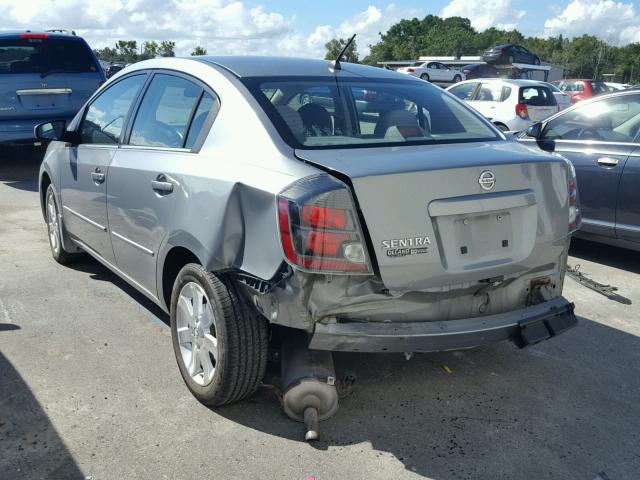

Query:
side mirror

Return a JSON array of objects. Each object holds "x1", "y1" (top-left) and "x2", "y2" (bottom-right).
[
  {"x1": 525, "y1": 122, "x2": 543, "y2": 139},
  {"x1": 35, "y1": 120, "x2": 67, "y2": 142}
]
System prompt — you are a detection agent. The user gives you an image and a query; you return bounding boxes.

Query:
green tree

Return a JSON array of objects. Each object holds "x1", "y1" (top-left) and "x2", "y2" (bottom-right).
[
  {"x1": 159, "y1": 40, "x2": 175, "y2": 57},
  {"x1": 141, "y1": 40, "x2": 159, "y2": 60},
  {"x1": 115, "y1": 40, "x2": 138, "y2": 63},
  {"x1": 191, "y1": 45, "x2": 207, "y2": 56},
  {"x1": 324, "y1": 37, "x2": 359, "y2": 63}
]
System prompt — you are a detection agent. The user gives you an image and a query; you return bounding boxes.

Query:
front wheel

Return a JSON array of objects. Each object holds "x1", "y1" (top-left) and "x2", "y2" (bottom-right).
[
  {"x1": 170, "y1": 264, "x2": 268, "y2": 407},
  {"x1": 45, "y1": 185, "x2": 76, "y2": 265}
]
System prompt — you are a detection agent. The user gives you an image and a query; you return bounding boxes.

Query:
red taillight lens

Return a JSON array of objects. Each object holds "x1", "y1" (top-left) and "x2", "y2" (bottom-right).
[
  {"x1": 406, "y1": 68, "x2": 414, "y2": 73},
  {"x1": 277, "y1": 175, "x2": 372, "y2": 274},
  {"x1": 20, "y1": 33, "x2": 48, "y2": 39},
  {"x1": 567, "y1": 164, "x2": 581, "y2": 233},
  {"x1": 302, "y1": 205, "x2": 346, "y2": 230},
  {"x1": 516, "y1": 102, "x2": 529, "y2": 119}
]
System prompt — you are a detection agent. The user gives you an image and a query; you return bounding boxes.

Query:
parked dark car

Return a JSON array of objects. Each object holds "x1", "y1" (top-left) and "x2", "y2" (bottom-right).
[
  {"x1": 106, "y1": 62, "x2": 126, "y2": 78},
  {"x1": 518, "y1": 90, "x2": 640, "y2": 251},
  {"x1": 0, "y1": 31, "x2": 105, "y2": 144},
  {"x1": 461, "y1": 63, "x2": 500, "y2": 79},
  {"x1": 483, "y1": 44, "x2": 540, "y2": 66},
  {"x1": 552, "y1": 79, "x2": 609, "y2": 104}
]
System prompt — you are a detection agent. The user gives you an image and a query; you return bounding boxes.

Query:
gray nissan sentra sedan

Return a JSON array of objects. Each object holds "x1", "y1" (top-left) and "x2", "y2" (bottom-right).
[{"x1": 37, "y1": 56, "x2": 580, "y2": 439}]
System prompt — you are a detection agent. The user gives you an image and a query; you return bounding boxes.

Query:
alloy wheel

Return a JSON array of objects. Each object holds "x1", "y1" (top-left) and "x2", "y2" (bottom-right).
[
  {"x1": 46, "y1": 193, "x2": 60, "y2": 254},
  {"x1": 176, "y1": 282, "x2": 218, "y2": 386}
]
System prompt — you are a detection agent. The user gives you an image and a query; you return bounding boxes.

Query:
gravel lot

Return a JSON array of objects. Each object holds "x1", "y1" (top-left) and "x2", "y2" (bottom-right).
[{"x1": 1, "y1": 148, "x2": 639, "y2": 480}]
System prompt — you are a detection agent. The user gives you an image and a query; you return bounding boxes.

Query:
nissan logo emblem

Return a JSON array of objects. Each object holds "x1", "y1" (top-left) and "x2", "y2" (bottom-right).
[{"x1": 478, "y1": 170, "x2": 496, "y2": 191}]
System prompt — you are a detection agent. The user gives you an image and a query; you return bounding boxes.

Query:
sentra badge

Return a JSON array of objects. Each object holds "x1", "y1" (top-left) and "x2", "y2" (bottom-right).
[{"x1": 381, "y1": 236, "x2": 430, "y2": 258}]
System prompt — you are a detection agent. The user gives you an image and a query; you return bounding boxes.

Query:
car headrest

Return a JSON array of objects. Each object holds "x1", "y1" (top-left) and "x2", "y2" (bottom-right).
[
  {"x1": 276, "y1": 105, "x2": 304, "y2": 141},
  {"x1": 374, "y1": 109, "x2": 422, "y2": 138},
  {"x1": 298, "y1": 103, "x2": 332, "y2": 136}
]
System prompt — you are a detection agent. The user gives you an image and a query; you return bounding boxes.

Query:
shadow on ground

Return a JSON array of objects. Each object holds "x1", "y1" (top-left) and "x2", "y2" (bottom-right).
[
  {"x1": 0, "y1": 147, "x2": 43, "y2": 192},
  {"x1": 570, "y1": 237, "x2": 640, "y2": 274},
  {"x1": 0, "y1": 351, "x2": 84, "y2": 479}
]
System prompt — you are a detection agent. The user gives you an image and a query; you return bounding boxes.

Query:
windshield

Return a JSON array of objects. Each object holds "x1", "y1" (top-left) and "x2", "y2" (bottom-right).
[
  {"x1": 242, "y1": 76, "x2": 500, "y2": 149},
  {"x1": 0, "y1": 38, "x2": 98, "y2": 75}
]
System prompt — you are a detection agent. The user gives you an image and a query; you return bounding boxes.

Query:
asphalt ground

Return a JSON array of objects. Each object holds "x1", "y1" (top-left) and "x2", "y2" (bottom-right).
[{"x1": 1, "y1": 147, "x2": 639, "y2": 480}]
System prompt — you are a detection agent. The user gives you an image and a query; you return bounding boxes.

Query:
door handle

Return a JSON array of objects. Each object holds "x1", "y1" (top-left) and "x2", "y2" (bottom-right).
[
  {"x1": 151, "y1": 174, "x2": 174, "y2": 194},
  {"x1": 597, "y1": 157, "x2": 619, "y2": 168},
  {"x1": 91, "y1": 168, "x2": 105, "y2": 184}
]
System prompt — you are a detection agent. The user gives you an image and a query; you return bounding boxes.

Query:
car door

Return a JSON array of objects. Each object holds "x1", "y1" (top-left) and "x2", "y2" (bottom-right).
[
  {"x1": 106, "y1": 72, "x2": 218, "y2": 296},
  {"x1": 466, "y1": 82, "x2": 503, "y2": 121},
  {"x1": 525, "y1": 93, "x2": 640, "y2": 238},
  {"x1": 60, "y1": 73, "x2": 147, "y2": 263},
  {"x1": 436, "y1": 63, "x2": 453, "y2": 82},
  {"x1": 615, "y1": 147, "x2": 640, "y2": 243}
]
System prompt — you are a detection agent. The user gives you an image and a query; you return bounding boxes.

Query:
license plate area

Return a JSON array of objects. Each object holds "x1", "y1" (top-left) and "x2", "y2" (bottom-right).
[{"x1": 428, "y1": 190, "x2": 538, "y2": 273}]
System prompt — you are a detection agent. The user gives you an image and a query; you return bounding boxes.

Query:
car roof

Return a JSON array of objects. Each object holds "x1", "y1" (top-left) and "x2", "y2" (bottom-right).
[
  {"x1": 0, "y1": 30, "x2": 82, "y2": 40},
  {"x1": 194, "y1": 55, "x2": 413, "y2": 80}
]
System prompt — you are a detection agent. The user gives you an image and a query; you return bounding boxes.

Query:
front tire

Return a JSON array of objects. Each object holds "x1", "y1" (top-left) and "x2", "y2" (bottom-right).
[
  {"x1": 170, "y1": 264, "x2": 268, "y2": 407},
  {"x1": 45, "y1": 185, "x2": 76, "y2": 265}
]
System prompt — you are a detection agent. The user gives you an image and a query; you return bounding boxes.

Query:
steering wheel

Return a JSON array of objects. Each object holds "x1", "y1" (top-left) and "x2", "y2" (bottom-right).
[{"x1": 577, "y1": 127, "x2": 603, "y2": 140}]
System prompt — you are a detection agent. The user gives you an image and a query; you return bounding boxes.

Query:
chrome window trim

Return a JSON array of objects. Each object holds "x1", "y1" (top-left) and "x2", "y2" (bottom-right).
[{"x1": 16, "y1": 88, "x2": 72, "y2": 96}]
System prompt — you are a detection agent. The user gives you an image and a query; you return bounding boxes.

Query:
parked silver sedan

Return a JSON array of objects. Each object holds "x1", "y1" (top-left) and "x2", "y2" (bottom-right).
[{"x1": 37, "y1": 56, "x2": 579, "y2": 439}]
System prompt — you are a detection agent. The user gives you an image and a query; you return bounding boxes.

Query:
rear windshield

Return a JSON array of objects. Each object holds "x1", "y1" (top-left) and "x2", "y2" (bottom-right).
[
  {"x1": 242, "y1": 76, "x2": 500, "y2": 149},
  {"x1": 519, "y1": 86, "x2": 557, "y2": 106},
  {"x1": 0, "y1": 37, "x2": 98, "y2": 75}
]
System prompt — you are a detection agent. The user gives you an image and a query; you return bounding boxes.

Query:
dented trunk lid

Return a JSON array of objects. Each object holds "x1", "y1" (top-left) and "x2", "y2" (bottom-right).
[{"x1": 295, "y1": 141, "x2": 571, "y2": 292}]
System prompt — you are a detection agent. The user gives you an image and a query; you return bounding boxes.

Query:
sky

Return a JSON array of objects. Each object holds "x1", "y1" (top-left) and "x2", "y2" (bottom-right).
[{"x1": 2, "y1": 0, "x2": 640, "y2": 57}]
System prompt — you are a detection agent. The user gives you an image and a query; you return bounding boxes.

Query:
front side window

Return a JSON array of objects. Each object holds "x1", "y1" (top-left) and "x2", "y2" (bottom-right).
[
  {"x1": 80, "y1": 74, "x2": 146, "y2": 145},
  {"x1": 130, "y1": 74, "x2": 202, "y2": 148},
  {"x1": 242, "y1": 76, "x2": 499, "y2": 149},
  {"x1": 543, "y1": 94, "x2": 640, "y2": 142}
]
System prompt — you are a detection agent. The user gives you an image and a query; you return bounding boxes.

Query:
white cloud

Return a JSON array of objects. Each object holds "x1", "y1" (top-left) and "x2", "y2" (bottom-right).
[
  {"x1": 0, "y1": 0, "x2": 421, "y2": 58},
  {"x1": 544, "y1": 0, "x2": 640, "y2": 44},
  {"x1": 441, "y1": 0, "x2": 526, "y2": 31}
]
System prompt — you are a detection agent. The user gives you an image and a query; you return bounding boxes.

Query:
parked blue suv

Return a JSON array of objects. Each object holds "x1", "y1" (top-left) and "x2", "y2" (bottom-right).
[{"x1": 0, "y1": 31, "x2": 105, "y2": 145}]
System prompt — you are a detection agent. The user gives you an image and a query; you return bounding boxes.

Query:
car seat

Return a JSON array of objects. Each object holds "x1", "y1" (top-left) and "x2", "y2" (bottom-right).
[
  {"x1": 298, "y1": 103, "x2": 332, "y2": 136},
  {"x1": 374, "y1": 110, "x2": 423, "y2": 138}
]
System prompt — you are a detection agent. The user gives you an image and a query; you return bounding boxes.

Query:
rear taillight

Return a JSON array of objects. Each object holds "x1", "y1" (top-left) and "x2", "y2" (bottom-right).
[
  {"x1": 567, "y1": 163, "x2": 581, "y2": 233},
  {"x1": 277, "y1": 175, "x2": 372, "y2": 274},
  {"x1": 406, "y1": 68, "x2": 414, "y2": 73},
  {"x1": 515, "y1": 102, "x2": 529, "y2": 119}
]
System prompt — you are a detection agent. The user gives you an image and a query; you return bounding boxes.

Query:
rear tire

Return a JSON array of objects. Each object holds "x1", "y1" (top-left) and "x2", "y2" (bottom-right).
[
  {"x1": 420, "y1": 73, "x2": 430, "y2": 82},
  {"x1": 45, "y1": 185, "x2": 77, "y2": 265},
  {"x1": 170, "y1": 264, "x2": 268, "y2": 407},
  {"x1": 453, "y1": 74, "x2": 462, "y2": 83},
  {"x1": 534, "y1": 58, "x2": 540, "y2": 66},
  {"x1": 508, "y1": 55, "x2": 515, "y2": 64},
  {"x1": 494, "y1": 122, "x2": 510, "y2": 132}
]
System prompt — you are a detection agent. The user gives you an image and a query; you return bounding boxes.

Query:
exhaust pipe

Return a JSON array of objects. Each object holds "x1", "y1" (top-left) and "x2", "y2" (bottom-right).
[{"x1": 280, "y1": 331, "x2": 339, "y2": 441}]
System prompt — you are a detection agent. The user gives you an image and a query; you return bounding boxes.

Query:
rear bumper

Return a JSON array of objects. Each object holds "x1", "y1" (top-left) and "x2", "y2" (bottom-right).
[
  {"x1": 308, "y1": 296, "x2": 576, "y2": 353},
  {"x1": 0, "y1": 117, "x2": 73, "y2": 144}
]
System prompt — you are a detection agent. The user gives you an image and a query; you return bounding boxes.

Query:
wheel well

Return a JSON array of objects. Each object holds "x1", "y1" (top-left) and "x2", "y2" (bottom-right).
[
  {"x1": 162, "y1": 247, "x2": 201, "y2": 310},
  {"x1": 40, "y1": 173, "x2": 51, "y2": 219}
]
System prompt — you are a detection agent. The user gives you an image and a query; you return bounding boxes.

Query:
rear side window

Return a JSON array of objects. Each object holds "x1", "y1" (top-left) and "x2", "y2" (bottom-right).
[
  {"x1": 130, "y1": 74, "x2": 202, "y2": 149},
  {"x1": 0, "y1": 37, "x2": 98, "y2": 74},
  {"x1": 80, "y1": 74, "x2": 146, "y2": 145},
  {"x1": 475, "y1": 83, "x2": 503, "y2": 102},
  {"x1": 184, "y1": 92, "x2": 215, "y2": 150},
  {"x1": 519, "y1": 87, "x2": 556, "y2": 106},
  {"x1": 448, "y1": 82, "x2": 478, "y2": 100}
]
